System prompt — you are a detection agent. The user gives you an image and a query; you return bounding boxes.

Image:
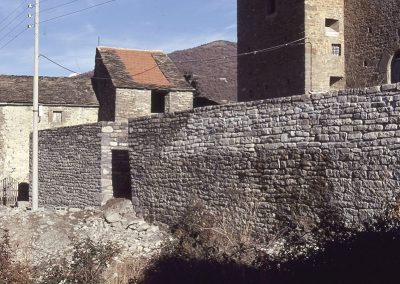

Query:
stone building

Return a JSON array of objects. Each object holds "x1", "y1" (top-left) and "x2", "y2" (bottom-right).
[
  {"x1": 0, "y1": 73, "x2": 98, "y2": 185},
  {"x1": 92, "y1": 46, "x2": 194, "y2": 122},
  {"x1": 237, "y1": 0, "x2": 400, "y2": 101},
  {"x1": 34, "y1": 46, "x2": 194, "y2": 207}
]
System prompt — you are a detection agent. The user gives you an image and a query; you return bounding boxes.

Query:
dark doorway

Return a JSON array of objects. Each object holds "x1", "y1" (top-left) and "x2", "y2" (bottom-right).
[
  {"x1": 112, "y1": 150, "x2": 132, "y2": 200},
  {"x1": 17, "y1": 183, "x2": 29, "y2": 201},
  {"x1": 151, "y1": 90, "x2": 167, "y2": 113},
  {"x1": 391, "y1": 51, "x2": 400, "y2": 83}
]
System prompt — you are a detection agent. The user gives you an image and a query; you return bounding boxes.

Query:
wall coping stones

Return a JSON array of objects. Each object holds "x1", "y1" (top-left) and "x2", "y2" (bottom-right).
[{"x1": 127, "y1": 83, "x2": 400, "y2": 126}]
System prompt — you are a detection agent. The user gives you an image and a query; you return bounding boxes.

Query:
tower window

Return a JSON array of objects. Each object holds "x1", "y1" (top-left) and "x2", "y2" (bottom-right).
[
  {"x1": 266, "y1": 0, "x2": 276, "y2": 15},
  {"x1": 51, "y1": 111, "x2": 62, "y2": 123},
  {"x1": 325, "y1": 19, "x2": 339, "y2": 36},
  {"x1": 330, "y1": 76, "x2": 344, "y2": 88},
  {"x1": 331, "y1": 44, "x2": 341, "y2": 56},
  {"x1": 391, "y1": 51, "x2": 400, "y2": 83},
  {"x1": 368, "y1": 27, "x2": 373, "y2": 34}
]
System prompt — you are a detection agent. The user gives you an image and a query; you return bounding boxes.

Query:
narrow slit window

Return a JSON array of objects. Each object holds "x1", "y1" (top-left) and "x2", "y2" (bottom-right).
[
  {"x1": 266, "y1": 0, "x2": 276, "y2": 15},
  {"x1": 332, "y1": 44, "x2": 341, "y2": 56}
]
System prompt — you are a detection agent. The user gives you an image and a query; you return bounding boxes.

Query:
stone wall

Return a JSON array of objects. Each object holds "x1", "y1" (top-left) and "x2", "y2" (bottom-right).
[
  {"x1": 165, "y1": 91, "x2": 193, "y2": 113},
  {"x1": 115, "y1": 89, "x2": 152, "y2": 121},
  {"x1": 0, "y1": 105, "x2": 98, "y2": 184},
  {"x1": 129, "y1": 85, "x2": 400, "y2": 237},
  {"x1": 99, "y1": 121, "x2": 130, "y2": 203},
  {"x1": 237, "y1": 0, "x2": 305, "y2": 101},
  {"x1": 37, "y1": 121, "x2": 130, "y2": 208},
  {"x1": 345, "y1": 0, "x2": 400, "y2": 87},
  {"x1": 37, "y1": 123, "x2": 103, "y2": 208},
  {"x1": 237, "y1": 0, "x2": 400, "y2": 99},
  {"x1": 305, "y1": 0, "x2": 345, "y2": 91}
]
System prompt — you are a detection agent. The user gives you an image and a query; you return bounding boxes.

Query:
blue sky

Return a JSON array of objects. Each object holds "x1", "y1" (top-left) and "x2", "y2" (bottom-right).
[{"x1": 0, "y1": 0, "x2": 237, "y2": 76}]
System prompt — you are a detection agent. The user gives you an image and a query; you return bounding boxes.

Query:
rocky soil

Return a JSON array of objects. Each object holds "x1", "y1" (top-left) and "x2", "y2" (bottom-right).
[{"x1": 0, "y1": 199, "x2": 169, "y2": 267}]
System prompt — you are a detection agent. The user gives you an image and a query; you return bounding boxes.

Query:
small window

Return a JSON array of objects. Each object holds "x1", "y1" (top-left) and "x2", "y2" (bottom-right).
[
  {"x1": 151, "y1": 90, "x2": 167, "y2": 113},
  {"x1": 52, "y1": 111, "x2": 62, "y2": 123},
  {"x1": 330, "y1": 76, "x2": 344, "y2": 88},
  {"x1": 397, "y1": 28, "x2": 400, "y2": 37},
  {"x1": 325, "y1": 19, "x2": 339, "y2": 36},
  {"x1": 266, "y1": 0, "x2": 276, "y2": 15},
  {"x1": 368, "y1": 27, "x2": 373, "y2": 34},
  {"x1": 391, "y1": 51, "x2": 400, "y2": 83},
  {"x1": 331, "y1": 44, "x2": 341, "y2": 56},
  {"x1": 363, "y1": 60, "x2": 368, "y2": 67}
]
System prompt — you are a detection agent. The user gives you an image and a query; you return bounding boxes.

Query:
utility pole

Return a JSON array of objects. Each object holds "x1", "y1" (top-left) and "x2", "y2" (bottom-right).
[{"x1": 32, "y1": 0, "x2": 39, "y2": 210}]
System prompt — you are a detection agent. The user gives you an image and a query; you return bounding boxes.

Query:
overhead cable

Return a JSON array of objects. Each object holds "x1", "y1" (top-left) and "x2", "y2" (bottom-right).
[
  {"x1": 40, "y1": 0, "x2": 117, "y2": 24},
  {"x1": 0, "y1": 15, "x2": 31, "y2": 44},
  {"x1": 173, "y1": 37, "x2": 306, "y2": 64},
  {"x1": 0, "y1": 4, "x2": 31, "y2": 34},
  {"x1": 91, "y1": 37, "x2": 306, "y2": 80},
  {"x1": 0, "y1": 0, "x2": 29, "y2": 27},
  {"x1": 40, "y1": 53, "x2": 80, "y2": 74},
  {"x1": 0, "y1": 26, "x2": 29, "y2": 49},
  {"x1": 40, "y1": 0, "x2": 81, "y2": 14}
]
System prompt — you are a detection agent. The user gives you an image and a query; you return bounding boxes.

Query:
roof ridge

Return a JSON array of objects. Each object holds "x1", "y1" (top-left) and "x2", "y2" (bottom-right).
[{"x1": 97, "y1": 46, "x2": 164, "y2": 53}]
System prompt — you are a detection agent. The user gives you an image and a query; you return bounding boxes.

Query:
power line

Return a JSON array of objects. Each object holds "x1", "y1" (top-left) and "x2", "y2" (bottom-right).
[
  {"x1": 36, "y1": 35, "x2": 306, "y2": 78},
  {"x1": 90, "y1": 37, "x2": 306, "y2": 80},
  {"x1": 0, "y1": 4, "x2": 31, "y2": 34},
  {"x1": 0, "y1": 26, "x2": 29, "y2": 49},
  {"x1": 0, "y1": 15, "x2": 31, "y2": 44},
  {"x1": 173, "y1": 37, "x2": 306, "y2": 64},
  {"x1": 0, "y1": 0, "x2": 29, "y2": 27},
  {"x1": 40, "y1": 54, "x2": 80, "y2": 74},
  {"x1": 40, "y1": 0, "x2": 117, "y2": 24},
  {"x1": 40, "y1": 0, "x2": 81, "y2": 14}
]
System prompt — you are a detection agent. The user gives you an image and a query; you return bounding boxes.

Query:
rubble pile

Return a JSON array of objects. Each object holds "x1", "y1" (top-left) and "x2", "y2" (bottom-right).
[{"x1": 0, "y1": 199, "x2": 168, "y2": 266}]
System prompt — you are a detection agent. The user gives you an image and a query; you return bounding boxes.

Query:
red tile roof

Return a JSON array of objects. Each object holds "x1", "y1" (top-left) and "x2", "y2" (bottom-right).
[
  {"x1": 96, "y1": 47, "x2": 192, "y2": 91},
  {"x1": 113, "y1": 49, "x2": 172, "y2": 87}
]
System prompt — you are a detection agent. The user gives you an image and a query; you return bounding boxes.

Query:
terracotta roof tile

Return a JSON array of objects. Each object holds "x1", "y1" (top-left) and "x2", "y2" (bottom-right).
[
  {"x1": 114, "y1": 49, "x2": 172, "y2": 87},
  {"x1": 97, "y1": 47, "x2": 193, "y2": 91}
]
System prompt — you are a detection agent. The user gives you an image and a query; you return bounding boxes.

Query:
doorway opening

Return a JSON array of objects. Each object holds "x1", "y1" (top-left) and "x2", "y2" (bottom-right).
[{"x1": 112, "y1": 150, "x2": 132, "y2": 200}]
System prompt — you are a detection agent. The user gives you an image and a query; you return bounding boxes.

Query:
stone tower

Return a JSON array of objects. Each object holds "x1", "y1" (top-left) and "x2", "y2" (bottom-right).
[{"x1": 238, "y1": 0, "x2": 400, "y2": 101}]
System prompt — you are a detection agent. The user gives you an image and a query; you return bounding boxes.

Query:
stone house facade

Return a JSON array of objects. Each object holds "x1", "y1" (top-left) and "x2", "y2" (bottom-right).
[
  {"x1": 238, "y1": 0, "x2": 400, "y2": 101},
  {"x1": 92, "y1": 47, "x2": 194, "y2": 122},
  {"x1": 0, "y1": 74, "x2": 98, "y2": 186},
  {"x1": 34, "y1": 46, "x2": 194, "y2": 207}
]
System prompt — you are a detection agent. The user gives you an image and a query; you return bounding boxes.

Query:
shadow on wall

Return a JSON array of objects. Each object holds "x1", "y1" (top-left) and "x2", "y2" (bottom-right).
[{"x1": 139, "y1": 224, "x2": 400, "y2": 284}]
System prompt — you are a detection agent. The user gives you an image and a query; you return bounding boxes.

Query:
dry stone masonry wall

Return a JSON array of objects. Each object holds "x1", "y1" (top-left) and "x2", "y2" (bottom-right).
[
  {"x1": 129, "y1": 84, "x2": 400, "y2": 237},
  {"x1": 37, "y1": 124, "x2": 103, "y2": 208},
  {"x1": 37, "y1": 122, "x2": 130, "y2": 208}
]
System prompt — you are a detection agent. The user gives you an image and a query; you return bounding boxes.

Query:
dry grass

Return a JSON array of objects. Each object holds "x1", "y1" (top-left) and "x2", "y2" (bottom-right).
[
  {"x1": 0, "y1": 230, "x2": 33, "y2": 284},
  {"x1": 104, "y1": 257, "x2": 151, "y2": 284}
]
